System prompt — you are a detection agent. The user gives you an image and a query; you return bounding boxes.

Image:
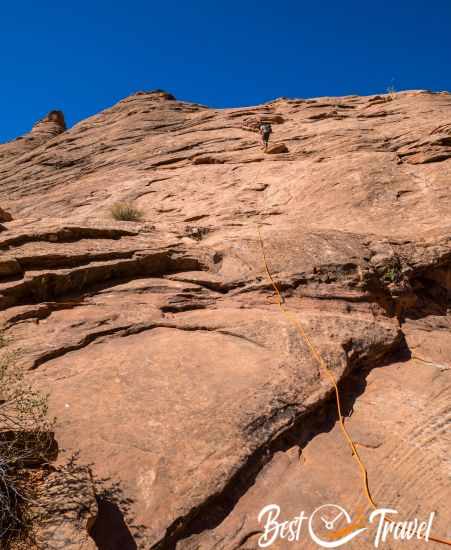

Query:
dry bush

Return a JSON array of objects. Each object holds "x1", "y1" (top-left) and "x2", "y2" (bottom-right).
[
  {"x1": 110, "y1": 202, "x2": 143, "y2": 222},
  {"x1": 386, "y1": 84, "x2": 396, "y2": 102},
  {"x1": 0, "y1": 338, "x2": 55, "y2": 546}
]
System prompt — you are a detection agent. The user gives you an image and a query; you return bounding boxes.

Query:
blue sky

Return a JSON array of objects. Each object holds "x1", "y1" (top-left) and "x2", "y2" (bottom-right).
[{"x1": 1, "y1": 0, "x2": 450, "y2": 142}]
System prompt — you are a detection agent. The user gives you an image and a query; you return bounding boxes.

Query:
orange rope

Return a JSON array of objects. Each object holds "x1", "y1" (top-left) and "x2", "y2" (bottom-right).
[{"x1": 257, "y1": 226, "x2": 451, "y2": 546}]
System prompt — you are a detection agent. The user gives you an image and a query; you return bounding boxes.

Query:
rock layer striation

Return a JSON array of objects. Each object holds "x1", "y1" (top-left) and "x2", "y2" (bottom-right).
[{"x1": 0, "y1": 89, "x2": 450, "y2": 549}]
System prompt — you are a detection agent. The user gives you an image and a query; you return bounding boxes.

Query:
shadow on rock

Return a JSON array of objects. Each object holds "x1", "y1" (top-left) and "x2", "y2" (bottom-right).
[
  {"x1": 169, "y1": 338, "x2": 411, "y2": 548},
  {"x1": 34, "y1": 452, "x2": 146, "y2": 549},
  {"x1": 90, "y1": 498, "x2": 137, "y2": 550},
  {"x1": 88, "y1": 476, "x2": 147, "y2": 549}
]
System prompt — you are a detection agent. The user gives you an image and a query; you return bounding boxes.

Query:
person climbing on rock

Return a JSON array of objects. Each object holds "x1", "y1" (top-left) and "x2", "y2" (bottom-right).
[{"x1": 259, "y1": 121, "x2": 272, "y2": 150}]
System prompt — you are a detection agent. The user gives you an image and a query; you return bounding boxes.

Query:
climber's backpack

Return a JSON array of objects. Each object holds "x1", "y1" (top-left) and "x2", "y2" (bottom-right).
[{"x1": 260, "y1": 123, "x2": 272, "y2": 134}]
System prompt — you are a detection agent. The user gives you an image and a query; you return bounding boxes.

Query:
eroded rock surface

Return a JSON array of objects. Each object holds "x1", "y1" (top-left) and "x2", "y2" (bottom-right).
[
  {"x1": 0, "y1": 206, "x2": 12, "y2": 222},
  {"x1": 0, "y1": 89, "x2": 450, "y2": 548}
]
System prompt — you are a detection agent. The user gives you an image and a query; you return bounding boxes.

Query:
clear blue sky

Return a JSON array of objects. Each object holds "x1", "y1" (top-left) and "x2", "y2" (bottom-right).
[{"x1": 1, "y1": 0, "x2": 450, "y2": 142}]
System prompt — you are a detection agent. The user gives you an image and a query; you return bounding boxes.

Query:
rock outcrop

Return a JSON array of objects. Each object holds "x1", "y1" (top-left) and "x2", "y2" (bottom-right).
[
  {"x1": 0, "y1": 206, "x2": 12, "y2": 222},
  {"x1": 30, "y1": 109, "x2": 66, "y2": 139},
  {"x1": 0, "y1": 89, "x2": 450, "y2": 548},
  {"x1": 0, "y1": 109, "x2": 66, "y2": 163}
]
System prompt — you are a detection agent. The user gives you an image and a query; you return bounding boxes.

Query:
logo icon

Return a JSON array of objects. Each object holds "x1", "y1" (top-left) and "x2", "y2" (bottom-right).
[{"x1": 309, "y1": 504, "x2": 368, "y2": 548}]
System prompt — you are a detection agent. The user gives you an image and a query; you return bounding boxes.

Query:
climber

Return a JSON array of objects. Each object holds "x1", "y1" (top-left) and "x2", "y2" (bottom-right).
[{"x1": 259, "y1": 121, "x2": 272, "y2": 150}]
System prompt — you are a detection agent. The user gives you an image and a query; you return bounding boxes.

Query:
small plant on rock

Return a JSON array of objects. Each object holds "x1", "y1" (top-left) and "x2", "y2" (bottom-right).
[
  {"x1": 386, "y1": 81, "x2": 396, "y2": 102},
  {"x1": 382, "y1": 255, "x2": 403, "y2": 284},
  {"x1": 110, "y1": 202, "x2": 143, "y2": 222}
]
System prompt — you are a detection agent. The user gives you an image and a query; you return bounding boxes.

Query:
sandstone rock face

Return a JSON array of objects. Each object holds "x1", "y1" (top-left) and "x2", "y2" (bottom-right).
[
  {"x1": 32, "y1": 463, "x2": 98, "y2": 550},
  {"x1": 0, "y1": 89, "x2": 450, "y2": 548},
  {"x1": 0, "y1": 109, "x2": 66, "y2": 163},
  {"x1": 30, "y1": 109, "x2": 66, "y2": 140}
]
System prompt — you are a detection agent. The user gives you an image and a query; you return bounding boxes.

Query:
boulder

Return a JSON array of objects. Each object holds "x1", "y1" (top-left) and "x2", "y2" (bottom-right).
[
  {"x1": 0, "y1": 207, "x2": 12, "y2": 222},
  {"x1": 265, "y1": 142, "x2": 289, "y2": 154}
]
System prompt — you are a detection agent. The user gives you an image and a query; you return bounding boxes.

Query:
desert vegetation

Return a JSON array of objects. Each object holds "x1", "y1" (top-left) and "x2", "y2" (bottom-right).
[
  {"x1": 110, "y1": 201, "x2": 143, "y2": 222},
  {"x1": 0, "y1": 334, "x2": 55, "y2": 547}
]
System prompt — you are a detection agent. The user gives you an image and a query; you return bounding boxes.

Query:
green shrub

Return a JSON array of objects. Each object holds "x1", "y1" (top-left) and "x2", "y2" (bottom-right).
[{"x1": 382, "y1": 255, "x2": 403, "y2": 284}]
